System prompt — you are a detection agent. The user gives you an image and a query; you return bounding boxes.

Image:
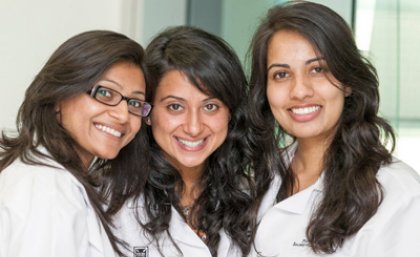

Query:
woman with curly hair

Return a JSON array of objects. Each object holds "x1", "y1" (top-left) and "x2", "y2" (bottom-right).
[
  {"x1": 248, "y1": 1, "x2": 420, "y2": 256},
  {"x1": 114, "y1": 26, "x2": 254, "y2": 257}
]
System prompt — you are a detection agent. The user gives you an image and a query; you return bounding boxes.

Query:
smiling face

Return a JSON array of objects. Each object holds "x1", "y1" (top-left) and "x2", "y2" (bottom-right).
[
  {"x1": 149, "y1": 70, "x2": 230, "y2": 174},
  {"x1": 266, "y1": 30, "x2": 349, "y2": 145},
  {"x1": 58, "y1": 62, "x2": 145, "y2": 167}
]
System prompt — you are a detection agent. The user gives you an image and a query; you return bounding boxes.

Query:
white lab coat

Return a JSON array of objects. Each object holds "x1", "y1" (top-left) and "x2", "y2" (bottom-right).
[
  {"x1": 0, "y1": 147, "x2": 118, "y2": 257},
  {"x1": 252, "y1": 145, "x2": 420, "y2": 257},
  {"x1": 114, "y1": 196, "x2": 242, "y2": 257}
]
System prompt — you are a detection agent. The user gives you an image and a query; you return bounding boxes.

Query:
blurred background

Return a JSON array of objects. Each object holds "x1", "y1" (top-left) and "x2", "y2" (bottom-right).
[{"x1": 1, "y1": 0, "x2": 419, "y2": 172}]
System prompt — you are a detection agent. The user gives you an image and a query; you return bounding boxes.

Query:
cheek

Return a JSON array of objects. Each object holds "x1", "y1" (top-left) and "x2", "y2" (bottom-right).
[
  {"x1": 219, "y1": 127, "x2": 229, "y2": 142},
  {"x1": 150, "y1": 114, "x2": 178, "y2": 138},
  {"x1": 126, "y1": 118, "x2": 142, "y2": 141},
  {"x1": 326, "y1": 87, "x2": 346, "y2": 107},
  {"x1": 266, "y1": 84, "x2": 286, "y2": 109},
  {"x1": 208, "y1": 118, "x2": 229, "y2": 151},
  {"x1": 211, "y1": 113, "x2": 230, "y2": 136},
  {"x1": 59, "y1": 102, "x2": 92, "y2": 135},
  {"x1": 133, "y1": 118, "x2": 142, "y2": 132},
  {"x1": 335, "y1": 97, "x2": 346, "y2": 117}
]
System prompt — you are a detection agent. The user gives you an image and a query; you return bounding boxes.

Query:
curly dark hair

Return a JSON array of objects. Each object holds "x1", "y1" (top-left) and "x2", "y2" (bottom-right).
[
  {"x1": 137, "y1": 26, "x2": 254, "y2": 257},
  {"x1": 0, "y1": 30, "x2": 149, "y2": 255},
  {"x1": 247, "y1": 1, "x2": 395, "y2": 254}
]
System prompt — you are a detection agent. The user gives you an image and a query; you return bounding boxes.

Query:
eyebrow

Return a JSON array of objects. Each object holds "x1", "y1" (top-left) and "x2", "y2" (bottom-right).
[
  {"x1": 267, "y1": 57, "x2": 325, "y2": 72},
  {"x1": 158, "y1": 95, "x2": 216, "y2": 103},
  {"x1": 159, "y1": 95, "x2": 184, "y2": 102},
  {"x1": 267, "y1": 63, "x2": 289, "y2": 72},
  {"x1": 306, "y1": 57, "x2": 325, "y2": 64},
  {"x1": 99, "y1": 79, "x2": 145, "y2": 96}
]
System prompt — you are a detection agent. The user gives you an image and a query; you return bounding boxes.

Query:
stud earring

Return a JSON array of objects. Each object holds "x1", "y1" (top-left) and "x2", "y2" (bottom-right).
[{"x1": 145, "y1": 117, "x2": 151, "y2": 125}]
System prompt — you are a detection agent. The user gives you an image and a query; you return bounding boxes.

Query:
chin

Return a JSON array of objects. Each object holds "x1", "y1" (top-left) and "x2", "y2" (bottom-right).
[{"x1": 98, "y1": 152, "x2": 119, "y2": 161}]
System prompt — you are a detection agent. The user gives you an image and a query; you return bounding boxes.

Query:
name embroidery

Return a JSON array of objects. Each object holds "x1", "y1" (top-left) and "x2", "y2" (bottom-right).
[{"x1": 293, "y1": 239, "x2": 309, "y2": 247}]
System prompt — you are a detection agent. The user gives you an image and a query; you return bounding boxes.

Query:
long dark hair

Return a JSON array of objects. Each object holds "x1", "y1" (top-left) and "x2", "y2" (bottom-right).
[
  {"x1": 248, "y1": 1, "x2": 395, "y2": 253},
  {"x1": 0, "y1": 30, "x2": 149, "y2": 254},
  {"x1": 139, "y1": 26, "x2": 253, "y2": 256}
]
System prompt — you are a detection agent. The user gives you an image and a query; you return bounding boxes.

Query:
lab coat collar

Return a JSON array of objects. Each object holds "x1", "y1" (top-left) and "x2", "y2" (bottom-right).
[
  {"x1": 273, "y1": 176, "x2": 323, "y2": 214},
  {"x1": 169, "y1": 206, "x2": 211, "y2": 250}
]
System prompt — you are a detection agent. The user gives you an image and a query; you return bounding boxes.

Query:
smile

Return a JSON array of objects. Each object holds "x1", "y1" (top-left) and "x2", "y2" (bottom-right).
[
  {"x1": 290, "y1": 105, "x2": 321, "y2": 115},
  {"x1": 95, "y1": 124, "x2": 123, "y2": 138},
  {"x1": 177, "y1": 138, "x2": 205, "y2": 148}
]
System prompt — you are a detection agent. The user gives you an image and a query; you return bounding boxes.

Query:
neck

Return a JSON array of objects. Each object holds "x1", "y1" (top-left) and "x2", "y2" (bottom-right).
[
  {"x1": 291, "y1": 139, "x2": 328, "y2": 194},
  {"x1": 177, "y1": 165, "x2": 204, "y2": 207}
]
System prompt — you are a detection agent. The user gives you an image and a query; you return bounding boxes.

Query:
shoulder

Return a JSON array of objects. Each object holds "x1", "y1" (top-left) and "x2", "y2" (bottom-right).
[
  {"x1": 374, "y1": 158, "x2": 420, "y2": 220},
  {"x1": 0, "y1": 158, "x2": 87, "y2": 216},
  {"x1": 377, "y1": 158, "x2": 420, "y2": 199},
  {"x1": 355, "y1": 159, "x2": 420, "y2": 255}
]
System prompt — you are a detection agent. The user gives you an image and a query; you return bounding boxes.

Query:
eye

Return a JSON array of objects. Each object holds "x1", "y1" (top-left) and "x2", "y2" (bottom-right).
[
  {"x1": 311, "y1": 66, "x2": 324, "y2": 73},
  {"x1": 127, "y1": 99, "x2": 142, "y2": 108},
  {"x1": 167, "y1": 103, "x2": 183, "y2": 111},
  {"x1": 96, "y1": 87, "x2": 113, "y2": 98},
  {"x1": 272, "y1": 71, "x2": 289, "y2": 80},
  {"x1": 204, "y1": 103, "x2": 218, "y2": 112}
]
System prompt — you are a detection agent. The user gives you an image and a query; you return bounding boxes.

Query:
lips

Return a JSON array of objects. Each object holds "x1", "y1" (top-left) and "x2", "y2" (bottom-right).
[{"x1": 95, "y1": 123, "x2": 124, "y2": 138}]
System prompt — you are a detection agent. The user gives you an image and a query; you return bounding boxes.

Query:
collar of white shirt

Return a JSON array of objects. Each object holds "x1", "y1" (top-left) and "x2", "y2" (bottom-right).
[{"x1": 273, "y1": 175, "x2": 323, "y2": 214}]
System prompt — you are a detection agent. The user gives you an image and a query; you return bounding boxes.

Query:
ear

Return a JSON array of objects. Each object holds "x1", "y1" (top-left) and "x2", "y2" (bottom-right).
[
  {"x1": 344, "y1": 85, "x2": 352, "y2": 97},
  {"x1": 55, "y1": 105, "x2": 61, "y2": 123}
]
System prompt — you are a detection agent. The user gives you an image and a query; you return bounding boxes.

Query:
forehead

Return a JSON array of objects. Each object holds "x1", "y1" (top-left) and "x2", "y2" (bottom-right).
[
  {"x1": 98, "y1": 62, "x2": 145, "y2": 93},
  {"x1": 267, "y1": 30, "x2": 321, "y2": 63},
  {"x1": 155, "y1": 70, "x2": 209, "y2": 98},
  {"x1": 159, "y1": 69, "x2": 213, "y2": 92}
]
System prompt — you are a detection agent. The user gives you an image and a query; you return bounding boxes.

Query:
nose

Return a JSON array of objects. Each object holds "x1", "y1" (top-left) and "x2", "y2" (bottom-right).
[
  {"x1": 109, "y1": 100, "x2": 130, "y2": 122},
  {"x1": 289, "y1": 74, "x2": 314, "y2": 100},
  {"x1": 183, "y1": 109, "x2": 203, "y2": 136}
]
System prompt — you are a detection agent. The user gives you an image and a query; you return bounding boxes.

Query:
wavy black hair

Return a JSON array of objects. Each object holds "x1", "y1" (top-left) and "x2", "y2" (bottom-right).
[
  {"x1": 0, "y1": 30, "x2": 149, "y2": 255},
  {"x1": 138, "y1": 26, "x2": 254, "y2": 257},
  {"x1": 248, "y1": 1, "x2": 395, "y2": 254}
]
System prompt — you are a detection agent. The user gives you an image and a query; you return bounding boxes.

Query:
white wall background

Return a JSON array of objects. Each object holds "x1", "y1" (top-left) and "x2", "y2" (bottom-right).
[{"x1": 0, "y1": 0, "x2": 186, "y2": 131}]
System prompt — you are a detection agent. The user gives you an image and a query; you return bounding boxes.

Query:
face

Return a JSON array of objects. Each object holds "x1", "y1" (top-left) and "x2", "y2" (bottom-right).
[
  {"x1": 266, "y1": 30, "x2": 349, "y2": 145},
  {"x1": 149, "y1": 70, "x2": 230, "y2": 174},
  {"x1": 58, "y1": 62, "x2": 145, "y2": 167}
]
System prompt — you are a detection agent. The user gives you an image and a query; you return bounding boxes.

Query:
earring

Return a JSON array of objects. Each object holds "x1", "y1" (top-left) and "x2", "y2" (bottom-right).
[{"x1": 145, "y1": 117, "x2": 151, "y2": 125}]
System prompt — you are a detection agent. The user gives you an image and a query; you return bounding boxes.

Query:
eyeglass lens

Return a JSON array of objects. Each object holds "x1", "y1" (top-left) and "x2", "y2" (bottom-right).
[{"x1": 90, "y1": 86, "x2": 152, "y2": 117}]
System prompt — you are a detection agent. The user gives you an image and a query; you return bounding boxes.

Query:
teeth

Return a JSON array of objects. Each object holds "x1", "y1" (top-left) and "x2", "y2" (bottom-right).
[
  {"x1": 291, "y1": 106, "x2": 320, "y2": 115},
  {"x1": 95, "y1": 124, "x2": 122, "y2": 138},
  {"x1": 178, "y1": 138, "x2": 204, "y2": 148}
]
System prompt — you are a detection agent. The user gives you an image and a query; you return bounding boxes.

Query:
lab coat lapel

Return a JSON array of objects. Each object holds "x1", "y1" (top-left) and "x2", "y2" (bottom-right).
[
  {"x1": 274, "y1": 175, "x2": 324, "y2": 215},
  {"x1": 169, "y1": 206, "x2": 210, "y2": 247}
]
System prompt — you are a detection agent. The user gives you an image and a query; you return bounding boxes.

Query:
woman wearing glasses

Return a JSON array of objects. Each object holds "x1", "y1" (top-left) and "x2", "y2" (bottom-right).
[
  {"x1": 0, "y1": 30, "x2": 151, "y2": 257},
  {"x1": 113, "y1": 26, "x2": 254, "y2": 257}
]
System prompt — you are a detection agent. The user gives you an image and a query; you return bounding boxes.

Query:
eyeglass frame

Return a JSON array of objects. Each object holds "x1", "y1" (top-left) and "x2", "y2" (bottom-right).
[{"x1": 87, "y1": 85, "x2": 153, "y2": 117}]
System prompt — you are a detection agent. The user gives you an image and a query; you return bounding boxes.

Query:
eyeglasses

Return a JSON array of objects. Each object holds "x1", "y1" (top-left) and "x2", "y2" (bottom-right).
[{"x1": 87, "y1": 85, "x2": 152, "y2": 117}]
